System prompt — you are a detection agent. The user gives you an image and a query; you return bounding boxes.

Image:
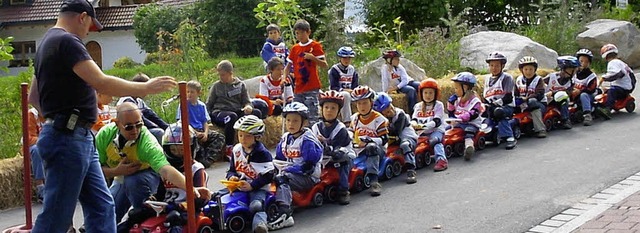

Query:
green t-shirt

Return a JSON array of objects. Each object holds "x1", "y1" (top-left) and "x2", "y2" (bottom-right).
[{"x1": 96, "y1": 122, "x2": 169, "y2": 172}]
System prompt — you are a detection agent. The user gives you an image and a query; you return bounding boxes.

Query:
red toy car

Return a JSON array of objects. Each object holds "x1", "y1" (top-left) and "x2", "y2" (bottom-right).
[
  {"x1": 442, "y1": 120, "x2": 489, "y2": 157},
  {"x1": 595, "y1": 92, "x2": 636, "y2": 113},
  {"x1": 414, "y1": 136, "x2": 434, "y2": 169},
  {"x1": 273, "y1": 160, "x2": 328, "y2": 208},
  {"x1": 129, "y1": 201, "x2": 214, "y2": 233}
]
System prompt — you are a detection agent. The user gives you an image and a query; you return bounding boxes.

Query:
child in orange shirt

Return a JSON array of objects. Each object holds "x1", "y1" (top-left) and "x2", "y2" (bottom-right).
[
  {"x1": 92, "y1": 91, "x2": 115, "y2": 134},
  {"x1": 26, "y1": 107, "x2": 45, "y2": 201}
]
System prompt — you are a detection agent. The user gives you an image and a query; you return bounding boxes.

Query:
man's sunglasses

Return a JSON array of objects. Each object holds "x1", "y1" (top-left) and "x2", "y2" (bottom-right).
[{"x1": 123, "y1": 122, "x2": 144, "y2": 131}]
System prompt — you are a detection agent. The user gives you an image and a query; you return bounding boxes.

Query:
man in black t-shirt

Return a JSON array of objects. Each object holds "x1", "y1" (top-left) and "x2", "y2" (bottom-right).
[{"x1": 28, "y1": 1, "x2": 177, "y2": 232}]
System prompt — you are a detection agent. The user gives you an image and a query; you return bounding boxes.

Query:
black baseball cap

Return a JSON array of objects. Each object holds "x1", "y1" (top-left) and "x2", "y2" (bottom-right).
[{"x1": 60, "y1": 0, "x2": 103, "y2": 32}]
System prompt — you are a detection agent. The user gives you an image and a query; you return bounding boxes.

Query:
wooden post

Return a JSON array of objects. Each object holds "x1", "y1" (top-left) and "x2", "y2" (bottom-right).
[{"x1": 178, "y1": 82, "x2": 196, "y2": 233}]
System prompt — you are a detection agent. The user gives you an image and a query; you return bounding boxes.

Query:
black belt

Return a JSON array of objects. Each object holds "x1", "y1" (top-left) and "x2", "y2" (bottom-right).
[{"x1": 45, "y1": 117, "x2": 94, "y2": 130}]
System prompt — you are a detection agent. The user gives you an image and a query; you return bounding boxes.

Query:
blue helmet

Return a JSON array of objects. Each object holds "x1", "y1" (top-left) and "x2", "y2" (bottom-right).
[
  {"x1": 451, "y1": 72, "x2": 477, "y2": 86},
  {"x1": 337, "y1": 46, "x2": 356, "y2": 58},
  {"x1": 557, "y1": 56, "x2": 580, "y2": 70},
  {"x1": 373, "y1": 92, "x2": 393, "y2": 112}
]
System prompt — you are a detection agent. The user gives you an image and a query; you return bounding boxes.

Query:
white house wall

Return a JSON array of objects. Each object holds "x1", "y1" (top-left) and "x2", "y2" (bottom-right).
[{"x1": 1, "y1": 24, "x2": 146, "y2": 76}]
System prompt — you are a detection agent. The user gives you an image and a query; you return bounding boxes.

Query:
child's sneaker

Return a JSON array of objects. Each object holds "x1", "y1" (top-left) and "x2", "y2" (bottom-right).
[
  {"x1": 561, "y1": 119, "x2": 573, "y2": 129},
  {"x1": 433, "y1": 159, "x2": 448, "y2": 172},
  {"x1": 463, "y1": 138, "x2": 475, "y2": 161},
  {"x1": 406, "y1": 170, "x2": 417, "y2": 184},
  {"x1": 536, "y1": 130, "x2": 547, "y2": 138},
  {"x1": 268, "y1": 213, "x2": 294, "y2": 230},
  {"x1": 597, "y1": 107, "x2": 613, "y2": 120},
  {"x1": 255, "y1": 221, "x2": 269, "y2": 233},
  {"x1": 583, "y1": 114, "x2": 593, "y2": 126},
  {"x1": 337, "y1": 190, "x2": 350, "y2": 205},
  {"x1": 370, "y1": 182, "x2": 382, "y2": 196},
  {"x1": 505, "y1": 137, "x2": 516, "y2": 150}
]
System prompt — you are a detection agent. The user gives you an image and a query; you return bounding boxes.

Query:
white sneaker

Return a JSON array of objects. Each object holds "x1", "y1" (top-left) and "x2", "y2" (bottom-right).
[{"x1": 268, "y1": 214, "x2": 294, "y2": 230}]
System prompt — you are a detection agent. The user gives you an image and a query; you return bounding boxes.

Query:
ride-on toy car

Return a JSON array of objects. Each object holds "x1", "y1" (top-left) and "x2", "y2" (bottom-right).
[{"x1": 442, "y1": 119, "x2": 490, "y2": 157}]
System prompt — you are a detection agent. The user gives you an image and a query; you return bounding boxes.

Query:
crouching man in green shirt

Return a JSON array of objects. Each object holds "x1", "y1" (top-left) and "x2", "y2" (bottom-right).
[{"x1": 96, "y1": 102, "x2": 211, "y2": 224}]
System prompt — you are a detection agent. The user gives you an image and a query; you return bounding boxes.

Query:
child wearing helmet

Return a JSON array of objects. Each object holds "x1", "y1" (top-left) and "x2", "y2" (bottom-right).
[
  {"x1": 572, "y1": 49, "x2": 599, "y2": 126},
  {"x1": 515, "y1": 56, "x2": 548, "y2": 137},
  {"x1": 227, "y1": 115, "x2": 275, "y2": 233},
  {"x1": 412, "y1": 78, "x2": 448, "y2": 171},
  {"x1": 483, "y1": 52, "x2": 517, "y2": 150},
  {"x1": 544, "y1": 56, "x2": 580, "y2": 129},
  {"x1": 448, "y1": 72, "x2": 485, "y2": 160},
  {"x1": 381, "y1": 50, "x2": 420, "y2": 115},
  {"x1": 350, "y1": 85, "x2": 389, "y2": 196},
  {"x1": 271, "y1": 102, "x2": 323, "y2": 230},
  {"x1": 328, "y1": 46, "x2": 359, "y2": 124},
  {"x1": 255, "y1": 57, "x2": 294, "y2": 117},
  {"x1": 311, "y1": 90, "x2": 355, "y2": 205},
  {"x1": 599, "y1": 43, "x2": 636, "y2": 118},
  {"x1": 374, "y1": 92, "x2": 419, "y2": 184}
]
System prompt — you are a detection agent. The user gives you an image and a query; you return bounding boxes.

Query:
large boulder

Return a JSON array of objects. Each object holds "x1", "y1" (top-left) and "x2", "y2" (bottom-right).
[
  {"x1": 243, "y1": 75, "x2": 264, "y2": 97},
  {"x1": 358, "y1": 58, "x2": 426, "y2": 92},
  {"x1": 576, "y1": 19, "x2": 640, "y2": 68},
  {"x1": 459, "y1": 31, "x2": 559, "y2": 71}
]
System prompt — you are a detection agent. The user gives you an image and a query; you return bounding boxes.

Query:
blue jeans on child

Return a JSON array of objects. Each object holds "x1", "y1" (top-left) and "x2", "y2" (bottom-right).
[
  {"x1": 30, "y1": 144, "x2": 44, "y2": 181},
  {"x1": 487, "y1": 105, "x2": 515, "y2": 138},
  {"x1": 33, "y1": 124, "x2": 116, "y2": 233},
  {"x1": 249, "y1": 189, "x2": 269, "y2": 232},
  {"x1": 293, "y1": 90, "x2": 320, "y2": 125},
  {"x1": 579, "y1": 92, "x2": 594, "y2": 113},
  {"x1": 606, "y1": 86, "x2": 630, "y2": 108},
  {"x1": 336, "y1": 160, "x2": 352, "y2": 191},
  {"x1": 397, "y1": 81, "x2": 419, "y2": 114},
  {"x1": 110, "y1": 169, "x2": 161, "y2": 223},
  {"x1": 275, "y1": 172, "x2": 317, "y2": 208},
  {"x1": 425, "y1": 130, "x2": 446, "y2": 162}
]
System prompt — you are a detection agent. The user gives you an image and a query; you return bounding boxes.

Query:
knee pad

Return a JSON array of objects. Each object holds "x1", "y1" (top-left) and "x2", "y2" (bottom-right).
[
  {"x1": 493, "y1": 107, "x2": 506, "y2": 119},
  {"x1": 364, "y1": 142, "x2": 380, "y2": 156},
  {"x1": 331, "y1": 147, "x2": 349, "y2": 163},
  {"x1": 249, "y1": 200, "x2": 264, "y2": 213},
  {"x1": 464, "y1": 126, "x2": 478, "y2": 138},
  {"x1": 399, "y1": 140, "x2": 414, "y2": 154},
  {"x1": 527, "y1": 99, "x2": 541, "y2": 110},
  {"x1": 274, "y1": 175, "x2": 289, "y2": 186}
]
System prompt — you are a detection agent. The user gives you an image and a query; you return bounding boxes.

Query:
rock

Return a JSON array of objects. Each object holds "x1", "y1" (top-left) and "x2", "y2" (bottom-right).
[
  {"x1": 243, "y1": 75, "x2": 264, "y2": 97},
  {"x1": 577, "y1": 19, "x2": 640, "y2": 68},
  {"x1": 459, "y1": 31, "x2": 559, "y2": 71},
  {"x1": 358, "y1": 58, "x2": 427, "y2": 92}
]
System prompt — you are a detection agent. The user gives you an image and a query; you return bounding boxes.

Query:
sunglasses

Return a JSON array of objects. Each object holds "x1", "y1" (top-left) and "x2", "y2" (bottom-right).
[{"x1": 123, "y1": 122, "x2": 144, "y2": 131}]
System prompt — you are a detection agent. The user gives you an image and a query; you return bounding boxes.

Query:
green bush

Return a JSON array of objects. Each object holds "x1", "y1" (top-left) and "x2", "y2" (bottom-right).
[
  {"x1": 133, "y1": 4, "x2": 188, "y2": 53},
  {"x1": 113, "y1": 57, "x2": 140, "y2": 69},
  {"x1": 0, "y1": 68, "x2": 33, "y2": 159}
]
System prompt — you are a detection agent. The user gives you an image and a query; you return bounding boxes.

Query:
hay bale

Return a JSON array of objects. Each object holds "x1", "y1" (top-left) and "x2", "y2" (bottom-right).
[
  {"x1": 389, "y1": 93, "x2": 409, "y2": 113},
  {"x1": 0, "y1": 155, "x2": 27, "y2": 210},
  {"x1": 263, "y1": 116, "x2": 283, "y2": 149}
]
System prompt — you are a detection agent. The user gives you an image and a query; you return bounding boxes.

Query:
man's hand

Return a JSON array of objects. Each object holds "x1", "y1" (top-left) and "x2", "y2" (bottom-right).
[
  {"x1": 242, "y1": 105, "x2": 253, "y2": 115},
  {"x1": 144, "y1": 76, "x2": 177, "y2": 95},
  {"x1": 116, "y1": 159, "x2": 141, "y2": 176},
  {"x1": 238, "y1": 181, "x2": 253, "y2": 192}
]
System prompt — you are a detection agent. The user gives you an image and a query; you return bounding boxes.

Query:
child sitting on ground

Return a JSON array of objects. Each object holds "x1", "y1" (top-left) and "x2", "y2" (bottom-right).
[
  {"x1": 411, "y1": 78, "x2": 448, "y2": 171},
  {"x1": 350, "y1": 85, "x2": 389, "y2": 196},
  {"x1": 311, "y1": 90, "x2": 355, "y2": 205},
  {"x1": 381, "y1": 50, "x2": 419, "y2": 115},
  {"x1": 448, "y1": 72, "x2": 485, "y2": 161},
  {"x1": 373, "y1": 92, "x2": 419, "y2": 184},
  {"x1": 177, "y1": 80, "x2": 225, "y2": 167},
  {"x1": 254, "y1": 57, "x2": 293, "y2": 117},
  {"x1": 328, "y1": 46, "x2": 359, "y2": 124},
  {"x1": 483, "y1": 52, "x2": 517, "y2": 150},
  {"x1": 227, "y1": 115, "x2": 275, "y2": 233},
  {"x1": 514, "y1": 56, "x2": 547, "y2": 137},
  {"x1": 270, "y1": 102, "x2": 322, "y2": 230},
  {"x1": 572, "y1": 49, "x2": 599, "y2": 126},
  {"x1": 545, "y1": 56, "x2": 580, "y2": 129},
  {"x1": 598, "y1": 44, "x2": 636, "y2": 118}
]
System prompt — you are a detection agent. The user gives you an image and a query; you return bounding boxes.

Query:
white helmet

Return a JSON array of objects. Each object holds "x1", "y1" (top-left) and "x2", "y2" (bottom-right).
[
  {"x1": 233, "y1": 115, "x2": 265, "y2": 135},
  {"x1": 600, "y1": 44, "x2": 618, "y2": 59},
  {"x1": 554, "y1": 91, "x2": 569, "y2": 103}
]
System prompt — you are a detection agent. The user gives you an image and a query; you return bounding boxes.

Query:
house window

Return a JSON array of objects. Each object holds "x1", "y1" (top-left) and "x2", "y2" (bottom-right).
[
  {"x1": 9, "y1": 41, "x2": 36, "y2": 68},
  {"x1": 10, "y1": 0, "x2": 27, "y2": 5}
]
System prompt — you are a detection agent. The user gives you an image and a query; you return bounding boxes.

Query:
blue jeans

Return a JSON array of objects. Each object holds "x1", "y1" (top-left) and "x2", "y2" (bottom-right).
[
  {"x1": 30, "y1": 144, "x2": 44, "y2": 181},
  {"x1": 110, "y1": 169, "x2": 160, "y2": 223},
  {"x1": 487, "y1": 105, "x2": 514, "y2": 138},
  {"x1": 337, "y1": 160, "x2": 352, "y2": 191},
  {"x1": 398, "y1": 81, "x2": 419, "y2": 114},
  {"x1": 294, "y1": 90, "x2": 320, "y2": 125},
  {"x1": 425, "y1": 130, "x2": 446, "y2": 162},
  {"x1": 606, "y1": 86, "x2": 630, "y2": 108},
  {"x1": 33, "y1": 124, "x2": 116, "y2": 233},
  {"x1": 249, "y1": 190, "x2": 268, "y2": 231},
  {"x1": 579, "y1": 92, "x2": 594, "y2": 113}
]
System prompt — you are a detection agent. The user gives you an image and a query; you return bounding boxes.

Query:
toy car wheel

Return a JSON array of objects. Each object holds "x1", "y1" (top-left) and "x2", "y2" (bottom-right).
[
  {"x1": 363, "y1": 175, "x2": 371, "y2": 189},
  {"x1": 198, "y1": 225, "x2": 214, "y2": 233},
  {"x1": 415, "y1": 152, "x2": 425, "y2": 169},
  {"x1": 444, "y1": 145, "x2": 453, "y2": 158},
  {"x1": 312, "y1": 192, "x2": 324, "y2": 207},
  {"x1": 424, "y1": 151, "x2": 432, "y2": 166},
  {"x1": 453, "y1": 142, "x2": 465, "y2": 156},
  {"x1": 226, "y1": 214, "x2": 247, "y2": 233},
  {"x1": 626, "y1": 100, "x2": 635, "y2": 113},
  {"x1": 477, "y1": 137, "x2": 486, "y2": 151},
  {"x1": 392, "y1": 160, "x2": 402, "y2": 177},
  {"x1": 352, "y1": 174, "x2": 365, "y2": 193},
  {"x1": 384, "y1": 162, "x2": 394, "y2": 180},
  {"x1": 512, "y1": 125, "x2": 522, "y2": 140},
  {"x1": 324, "y1": 185, "x2": 337, "y2": 202},
  {"x1": 544, "y1": 118, "x2": 553, "y2": 132},
  {"x1": 266, "y1": 202, "x2": 279, "y2": 220}
]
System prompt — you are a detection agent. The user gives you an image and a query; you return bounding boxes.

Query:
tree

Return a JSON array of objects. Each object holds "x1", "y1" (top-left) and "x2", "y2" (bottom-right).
[
  {"x1": 0, "y1": 37, "x2": 14, "y2": 74},
  {"x1": 361, "y1": 0, "x2": 448, "y2": 32},
  {"x1": 132, "y1": 4, "x2": 187, "y2": 53}
]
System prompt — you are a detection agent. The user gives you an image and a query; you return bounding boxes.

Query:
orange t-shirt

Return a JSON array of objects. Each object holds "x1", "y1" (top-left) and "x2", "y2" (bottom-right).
[{"x1": 287, "y1": 40, "x2": 325, "y2": 94}]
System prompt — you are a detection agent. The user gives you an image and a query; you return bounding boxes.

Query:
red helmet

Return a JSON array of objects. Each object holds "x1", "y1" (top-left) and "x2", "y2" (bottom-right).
[
  {"x1": 319, "y1": 90, "x2": 345, "y2": 109},
  {"x1": 351, "y1": 85, "x2": 376, "y2": 101},
  {"x1": 382, "y1": 50, "x2": 401, "y2": 59},
  {"x1": 600, "y1": 44, "x2": 618, "y2": 59},
  {"x1": 418, "y1": 78, "x2": 440, "y2": 102}
]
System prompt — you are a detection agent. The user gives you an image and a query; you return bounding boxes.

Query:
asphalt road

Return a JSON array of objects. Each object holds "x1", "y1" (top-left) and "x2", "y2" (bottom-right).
[{"x1": 2, "y1": 78, "x2": 640, "y2": 233}]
